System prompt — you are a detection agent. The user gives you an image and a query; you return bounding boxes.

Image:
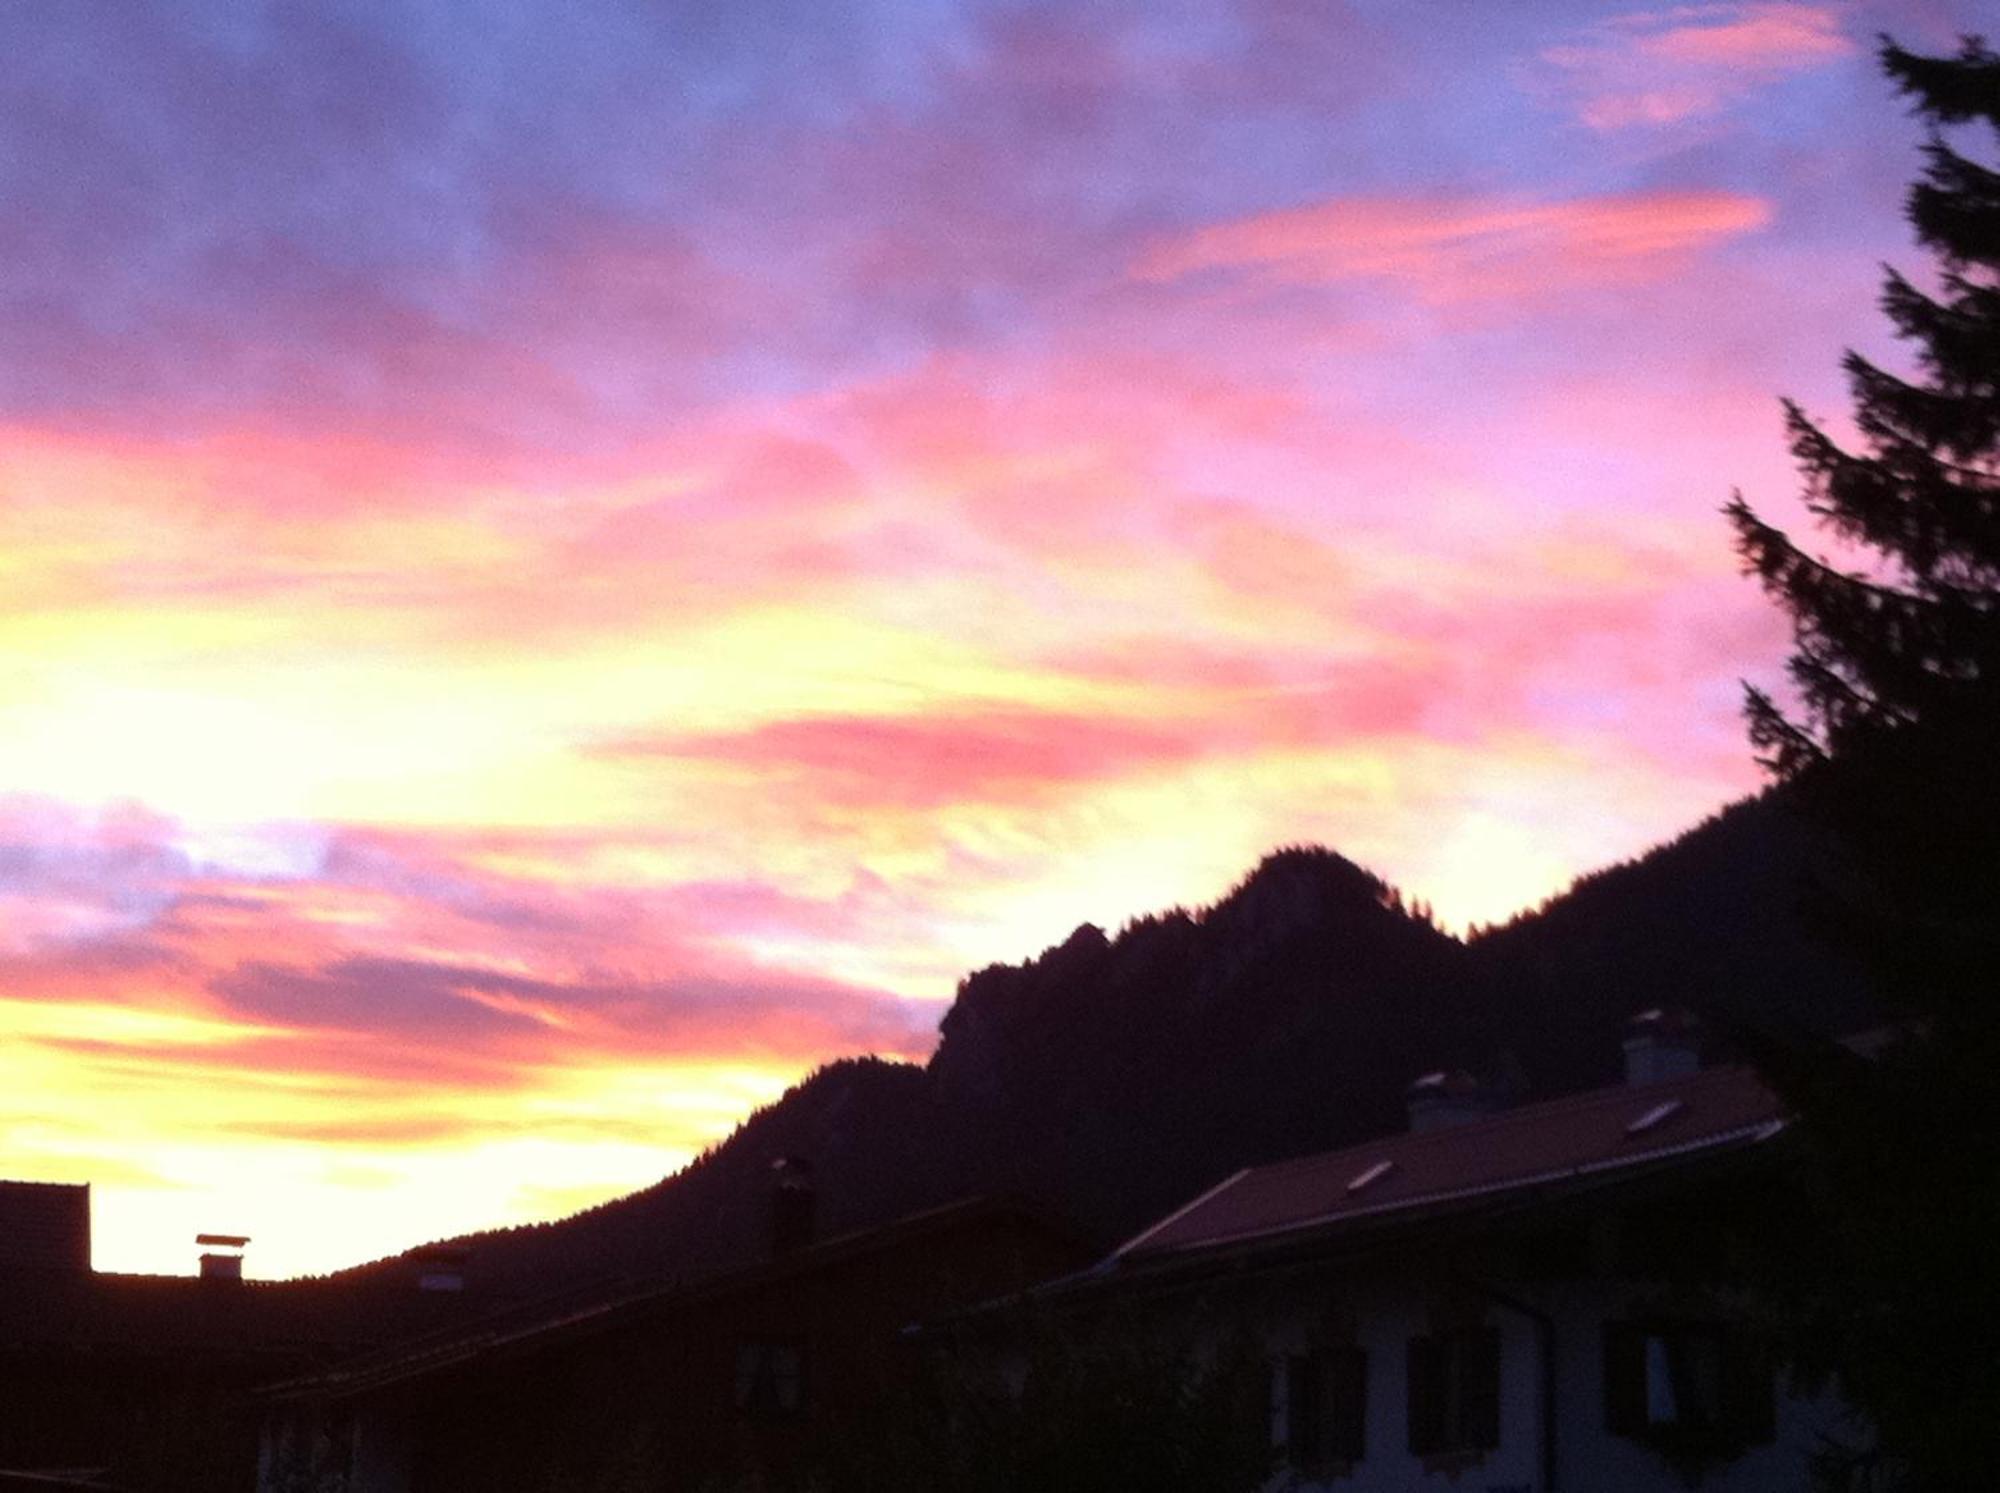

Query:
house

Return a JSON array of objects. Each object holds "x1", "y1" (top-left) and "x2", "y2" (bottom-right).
[
  {"x1": 0, "y1": 1186, "x2": 498, "y2": 1492},
  {"x1": 991, "y1": 1012, "x2": 1854, "y2": 1492},
  {"x1": 254, "y1": 1179, "x2": 1094, "y2": 1493}
]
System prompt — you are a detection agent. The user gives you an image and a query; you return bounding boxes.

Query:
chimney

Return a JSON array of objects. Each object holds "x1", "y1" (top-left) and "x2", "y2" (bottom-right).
[
  {"x1": 413, "y1": 1244, "x2": 471, "y2": 1293},
  {"x1": 0, "y1": 1181, "x2": 91, "y2": 1273},
  {"x1": 1406, "y1": 1070, "x2": 1495, "y2": 1132},
  {"x1": 1623, "y1": 1007, "x2": 1701, "y2": 1086},
  {"x1": 197, "y1": 1233, "x2": 248, "y2": 1283},
  {"x1": 770, "y1": 1156, "x2": 815, "y2": 1258}
]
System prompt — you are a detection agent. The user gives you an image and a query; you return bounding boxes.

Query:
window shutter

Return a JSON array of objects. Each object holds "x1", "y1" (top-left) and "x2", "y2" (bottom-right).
[
  {"x1": 1463, "y1": 1327, "x2": 1501, "y2": 1450},
  {"x1": 1407, "y1": 1335, "x2": 1443, "y2": 1455},
  {"x1": 1332, "y1": 1343, "x2": 1368, "y2": 1463},
  {"x1": 1604, "y1": 1322, "x2": 1645, "y2": 1437},
  {"x1": 775, "y1": 1345, "x2": 805, "y2": 1415},
  {"x1": 1722, "y1": 1330, "x2": 1776, "y2": 1445},
  {"x1": 1289, "y1": 1354, "x2": 1325, "y2": 1468},
  {"x1": 733, "y1": 1343, "x2": 761, "y2": 1412}
]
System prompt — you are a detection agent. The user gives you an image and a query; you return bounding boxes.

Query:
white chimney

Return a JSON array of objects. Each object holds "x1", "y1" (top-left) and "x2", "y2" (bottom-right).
[
  {"x1": 1622, "y1": 1008, "x2": 1701, "y2": 1086},
  {"x1": 770, "y1": 1156, "x2": 816, "y2": 1258},
  {"x1": 1406, "y1": 1070, "x2": 1495, "y2": 1132}
]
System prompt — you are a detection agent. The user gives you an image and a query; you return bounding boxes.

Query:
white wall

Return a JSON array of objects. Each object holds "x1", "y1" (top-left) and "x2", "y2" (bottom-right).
[
  {"x1": 1237, "y1": 1272, "x2": 1851, "y2": 1493},
  {"x1": 1253, "y1": 1278, "x2": 1539, "y2": 1493}
]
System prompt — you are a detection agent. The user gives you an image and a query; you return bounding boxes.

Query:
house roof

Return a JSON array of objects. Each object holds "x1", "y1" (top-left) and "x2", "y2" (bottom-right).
[
  {"x1": 1115, "y1": 1064, "x2": 1787, "y2": 1264},
  {"x1": 257, "y1": 1194, "x2": 1086, "y2": 1403},
  {"x1": 0, "y1": 1270, "x2": 503, "y2": 1363}
]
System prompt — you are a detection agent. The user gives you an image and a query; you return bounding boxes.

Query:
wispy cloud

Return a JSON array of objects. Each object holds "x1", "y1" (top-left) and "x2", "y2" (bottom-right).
[
  {"x1": 0, "y1": 0, "x2": 1968, "y2": 1274},
  {"x1": 1133, "y1": 189, "x2": 1772, "y2": 301},
  {"x1": 1537, "y1": 3, "x2": 1856, "y2": 131}
]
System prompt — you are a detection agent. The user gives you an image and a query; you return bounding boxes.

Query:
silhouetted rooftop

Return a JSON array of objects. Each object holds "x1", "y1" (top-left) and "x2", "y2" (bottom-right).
[
  {"x1": 0, "y1": 1269, "x2": 507, "y2": 1361},
  {"x1": 260, "y1": 1194, "x2": 1086, "y2": 1402},
  {"x1": 1116, "y1": 1064, "x2": 1786, "y2": 1262}
]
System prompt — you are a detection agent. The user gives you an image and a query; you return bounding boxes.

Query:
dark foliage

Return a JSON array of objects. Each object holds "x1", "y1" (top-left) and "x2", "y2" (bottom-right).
[
  {"x1": 818, "y1": 1316, "x2": 1272, "y2": 1493},
  {"x1": 1724, "y1": 35, "x2": 2000, "y2": 1492}
]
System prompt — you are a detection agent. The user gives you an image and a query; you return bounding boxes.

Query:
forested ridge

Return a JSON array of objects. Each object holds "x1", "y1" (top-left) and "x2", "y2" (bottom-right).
[{"x1": 341, "y1": 783, "x2": 1874, "y2": 1293}]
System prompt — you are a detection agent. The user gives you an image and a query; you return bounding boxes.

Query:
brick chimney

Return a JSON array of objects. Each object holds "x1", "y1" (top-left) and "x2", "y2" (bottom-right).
[
  {"x1": 1622, "y1": 1007, "x2": 1701, "y2": 1086},
  {"x1": 1406, "y1": 1070, "x2": 1495, "y2": 1132},
  {"x1": 770, "y1": 1156, "x2": 816, "y2": 1258},
  {"x1": 197, "y1": 1233, "x2": 248, "y2": 1282}
]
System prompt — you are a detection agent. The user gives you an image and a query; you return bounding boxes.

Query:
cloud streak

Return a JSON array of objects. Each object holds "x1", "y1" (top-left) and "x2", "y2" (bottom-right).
[
  {"x1": 1537, "y1": 3, "x2": 1857, "y2": 130},
  {"x1": 1134, "y1": 189, "x2": 1773, "y2": 300},
  {"x1": 0, "y1": 0, "x2": 1981, "y2": 1274}
]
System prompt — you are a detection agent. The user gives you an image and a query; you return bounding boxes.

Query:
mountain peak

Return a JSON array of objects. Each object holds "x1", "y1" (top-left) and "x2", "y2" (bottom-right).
[{"x1": 361, "y1": 793, "x2": 1875, "y2": 1292}]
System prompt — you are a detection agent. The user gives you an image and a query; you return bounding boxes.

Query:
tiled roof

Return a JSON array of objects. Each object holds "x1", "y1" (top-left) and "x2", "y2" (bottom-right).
[
  {"x1": 0, "y1": 1271, "x2": 503, "y2": 1361},
  {"x1": 1117, "y1": 1065, "x2": 1786, "y2": 1262},
  {"x1": 259, "y1": 1194, "x2": 1082, "y2": 1402}
]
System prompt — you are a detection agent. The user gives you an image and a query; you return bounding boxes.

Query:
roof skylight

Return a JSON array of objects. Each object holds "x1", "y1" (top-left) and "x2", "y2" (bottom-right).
[
  {"x1": 1625, "y1": 1098, "x2": 1686, "y2": 1136},
  {"x1": 1345, "y1": 1159, "x2": 1396, "y2": 1195}
]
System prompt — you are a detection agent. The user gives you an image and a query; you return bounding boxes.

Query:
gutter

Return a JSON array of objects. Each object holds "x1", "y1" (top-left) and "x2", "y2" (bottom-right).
[{"x1": 1459, "y1": 1277, "x2": 1557, "y2": 1493}]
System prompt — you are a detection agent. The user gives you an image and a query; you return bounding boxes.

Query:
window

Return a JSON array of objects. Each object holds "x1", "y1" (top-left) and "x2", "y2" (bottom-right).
[
  {"x1": 1605, "y1": 1320, "x2": 1773, "y2": 1451},
  {"x1": 733, "y1": 1341, "x2": 807, "y2": 1419},
  {"x1": 1406, "y1": 1326, "x2": 1500, "y2": 1458},
  {"x1": 1280, "y1": 1345, "x2": 1367, "y2": 1473}
]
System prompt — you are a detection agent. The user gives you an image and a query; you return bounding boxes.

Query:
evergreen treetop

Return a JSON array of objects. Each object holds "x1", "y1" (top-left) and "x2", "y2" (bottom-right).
[{"x1": 1727, "y1": 36, "x2": 1999, "y2": 780}]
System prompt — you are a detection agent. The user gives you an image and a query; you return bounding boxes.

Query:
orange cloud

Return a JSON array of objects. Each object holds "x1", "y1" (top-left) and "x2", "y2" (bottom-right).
[{"x1": 1133, "y1": 189, "x2": 1772, "y2": 302}]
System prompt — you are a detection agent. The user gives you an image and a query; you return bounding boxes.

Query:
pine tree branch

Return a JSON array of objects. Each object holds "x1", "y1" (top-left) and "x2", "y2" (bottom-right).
[
  {"x1": 1881, "y1": 36, "x2": 2000, "y2": 132},
  {"x1": 1784, "y1": 402, "x2": 2000, "y2": 587},
  {"x1": 1845, "y1": 353, "x2": 2000, "y2": 467},
  {"x1": 1909, "y1": 137, "x2": 2000, "y2": 271},
  {"x1": 1741, "y1": 682, "x2": 1825, "y2": 777}
]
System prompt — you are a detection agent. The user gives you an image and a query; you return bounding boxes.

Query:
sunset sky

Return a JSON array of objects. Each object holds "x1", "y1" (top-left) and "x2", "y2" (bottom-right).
[{"x1": 1, "y1": 0, "x2": 1981, "y2": 1276}]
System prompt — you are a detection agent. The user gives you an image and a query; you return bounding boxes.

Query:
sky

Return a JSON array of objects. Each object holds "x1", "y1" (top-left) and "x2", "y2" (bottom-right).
[{"x1": 0, "y1": 0, "x2": 1981, "y2": 1276}]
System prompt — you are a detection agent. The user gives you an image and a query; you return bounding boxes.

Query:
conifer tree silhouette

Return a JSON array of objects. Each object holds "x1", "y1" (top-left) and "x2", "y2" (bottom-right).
[{"x1": 1727, "y1": 36, "x2": 1999, "y2": 1492}]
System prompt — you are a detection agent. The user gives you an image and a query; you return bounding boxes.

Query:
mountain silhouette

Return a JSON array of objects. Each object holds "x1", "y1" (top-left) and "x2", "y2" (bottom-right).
[{"x1": 339, "y1": 787, "x2": 1875, "y2": 1294}]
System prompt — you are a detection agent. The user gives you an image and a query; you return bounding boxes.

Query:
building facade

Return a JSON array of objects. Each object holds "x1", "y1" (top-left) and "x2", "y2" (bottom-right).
[
  {"x1": 256, "y1": 1194, "x2": 1092, "y2": 1493},
  {"x1": 1004, "y1": 1019, "x2": 1861, "y2": 1491}
]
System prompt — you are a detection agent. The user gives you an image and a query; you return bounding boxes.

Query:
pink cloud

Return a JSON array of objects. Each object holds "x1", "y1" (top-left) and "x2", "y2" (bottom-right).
[
  {"x1": 1637, "y1": 3, "x2": 1852, "y2": 68},
  {"x1": 599, "y1": 642, "x2": 1498, "y2": 821},
  {"x1": 600, "y1": 708, "x2": 1212, "y2": 812},
  {"x1": 1538, "y1": 4, "x2": 1856, "y2": 131},
  {"x1": 1133, "y1": 189, "x2": 1772, "y2": 302},
  {"x1": 204, "y1": 954, "x2": 931, "y2": 1067},
  {"x1": 0, "y1": 802, "x2": 937, "y2": 1104}
]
